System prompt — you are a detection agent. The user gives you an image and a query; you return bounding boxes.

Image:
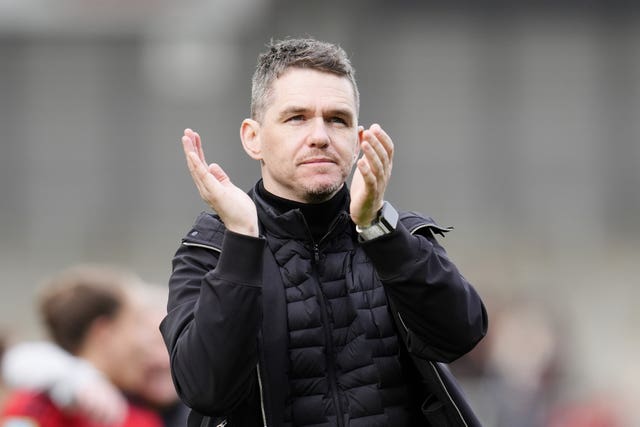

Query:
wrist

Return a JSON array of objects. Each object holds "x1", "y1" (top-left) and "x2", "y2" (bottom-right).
[
  {"x1": 226, "y1": 224, "x2": 259, "y2": 237},
  {"x1": 353, "y1": 201, "x2": 384, "y2": 228},
  {"x1": 225, "y1": 216, "x2": 260, "y2": 237},
  {"x1": 355, "y1": 201, "x2": 398, "y2": 241}
]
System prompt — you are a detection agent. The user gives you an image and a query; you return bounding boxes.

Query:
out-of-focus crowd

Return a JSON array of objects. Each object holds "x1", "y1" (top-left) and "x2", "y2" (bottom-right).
[
  {"x1": 0, "y1": 264, "x2": 189, "y2": 427},
  {"x1": 451, "y1": 296, "x2": 633, "y2": 427},
  {"x1": 0, "y1": 265, "x2": 635, "y2": 426}
]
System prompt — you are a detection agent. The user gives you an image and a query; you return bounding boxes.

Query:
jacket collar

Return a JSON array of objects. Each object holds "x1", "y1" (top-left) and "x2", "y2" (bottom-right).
[{"x1": 249, "y1": 180, "x2": 352, "y2": 242}]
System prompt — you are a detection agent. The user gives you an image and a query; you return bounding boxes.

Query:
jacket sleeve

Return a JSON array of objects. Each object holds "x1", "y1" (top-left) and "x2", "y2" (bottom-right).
[
  {"x1": 159, "y1": 213, "x2": 266, "y2": 415},
  {"x1": 360, "y1": 214, "x2": 487, "y2": 363}
]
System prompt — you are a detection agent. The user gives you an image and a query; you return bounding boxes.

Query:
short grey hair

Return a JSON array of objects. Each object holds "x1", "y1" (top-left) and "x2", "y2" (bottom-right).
[{"x1": 251, "y1": 38, "x2": 360, "y2": 121}]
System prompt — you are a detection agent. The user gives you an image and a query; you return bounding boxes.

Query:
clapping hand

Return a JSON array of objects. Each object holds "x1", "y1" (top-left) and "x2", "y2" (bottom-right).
[
  {"x1": 182, "y1": 129, "x2": 259, "y2": 237},
  {"x1": 349, "y1": 124, "x2": 394, "y2": 227}
]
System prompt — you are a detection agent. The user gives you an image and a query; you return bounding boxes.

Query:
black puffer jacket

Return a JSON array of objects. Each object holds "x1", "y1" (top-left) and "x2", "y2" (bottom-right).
[{"x1": 160, "y1": 184, "x2": 487, "y2": 426}]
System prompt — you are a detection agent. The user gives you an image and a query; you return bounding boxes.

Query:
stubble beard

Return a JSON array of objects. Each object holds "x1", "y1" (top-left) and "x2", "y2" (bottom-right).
[{"x1": 302, "y1": 180, "x2": 344, "y2": 203}]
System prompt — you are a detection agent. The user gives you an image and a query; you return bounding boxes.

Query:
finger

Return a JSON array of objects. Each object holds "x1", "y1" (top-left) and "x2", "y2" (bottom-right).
[
  {"x1": 370, "y1": 123, "x2": 394, "y2": 161},
  {"x1": 184, "y1": 128, "x2": 195, "y2": 146},
  {"x1": 183, "y1": 137, "x2": 207, "y2": 186},
  {"x1": 187, "y1": 152, "x2": 229, "y2": 208},
  {"x1": 368, "y1": 125, "x2": 394, "y2": 176},
  {"x1": 192, "y1": 130, "x2": 207, "y2": 164},
  {"x1": 188, "y1": 152, "x2": 221, "y2": 193},
  {"x1": 365, "y1": 125, "x2": 393, "y2": 179},
  {"x1": 357, "y1": 157, "x2": 377, "y2": 191},
  {"x1": 185, "y1": 150, "x2": 212, "y2": 198},
  {"x1": 208, "y1": 163, "x2": 231, "y2": 185},
  {"x1": 184, "y1": 128, "x2": 204, "y2": 162},
  {"x1": 182, "y1": 135, "x2": 197, "y2": 160},
  {"x1": 361, "y1": 139, "x2": 385, "y2": 180},
  {"x1": 183, "y1": 134, "x2": 211, "y2": 178},
  {"x1": 362, "y1": 131, "x2": 389, "y2": 178},
  {"x1": 183, "y1": 128, "x2": 199, "y2": 154}
]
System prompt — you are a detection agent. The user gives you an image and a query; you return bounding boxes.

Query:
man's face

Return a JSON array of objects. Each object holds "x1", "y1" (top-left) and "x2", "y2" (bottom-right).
[
  {"x1": 101, "y1": 301, "x2": 157, "y2": 395},
  {"x1": 103, "y1": 296, "x2": 178, "y2": 408},
  {"x1": 252, "y1": 68, "x2": 361, "y2": 203},
  {"x1": 135, "y1": 306, "x2": 178, "y2": 407}
]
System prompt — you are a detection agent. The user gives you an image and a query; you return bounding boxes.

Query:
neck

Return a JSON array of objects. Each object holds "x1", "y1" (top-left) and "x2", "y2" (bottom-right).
[{"x1": 77, "y1": 344, "x2": 111, "y2": 378}]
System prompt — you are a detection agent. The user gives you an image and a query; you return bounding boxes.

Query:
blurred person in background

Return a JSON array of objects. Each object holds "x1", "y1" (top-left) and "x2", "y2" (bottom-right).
[
  {"x1": 161, "y1": 37, "x2": 487, "y2": 426},
  {"x1": 484, "y1": 300, "x2": 560, "y2": 427},
  {"x1": 453, "y1": 298, "x2": 630, "y2": 427},
  {"x1": 485, "y1": 301, "x2": 626, "y2": 427},
  {"x1": 128, "y1": 282, "x2": 190, "y2": 426},
  {"x1": 1, "y1": 282, "x2": 188, "y2": 426},
  {"x1": 0, "y1": 332, "x2": 6, "y2": 406},
  {"x1": 0, "y1": 264, "x2": 163, "y2": 427}
]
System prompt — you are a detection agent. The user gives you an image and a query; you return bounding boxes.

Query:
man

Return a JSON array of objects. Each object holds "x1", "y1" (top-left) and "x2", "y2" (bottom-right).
[
  {"x1": 1, "y1": 265, "x2": 163, "y2": 427},
  {"x1": 161, "y1": 38, "x2": 487, "y2": 426}
]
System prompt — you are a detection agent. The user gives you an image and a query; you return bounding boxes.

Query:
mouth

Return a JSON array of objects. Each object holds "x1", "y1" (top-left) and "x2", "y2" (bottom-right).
[{"x1": 299, "y1": 157, "x2": 336, "y2": 165}]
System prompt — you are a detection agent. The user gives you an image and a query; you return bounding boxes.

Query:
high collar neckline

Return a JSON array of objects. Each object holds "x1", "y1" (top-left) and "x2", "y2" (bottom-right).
[{"x1": 253, "y1": 180, "x2": 350, "y2": 241}]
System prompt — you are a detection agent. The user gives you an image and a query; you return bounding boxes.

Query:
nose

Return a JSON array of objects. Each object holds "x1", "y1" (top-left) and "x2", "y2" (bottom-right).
[{"x1": 307, "y1": 117, "x2": 330, "y2": 147}]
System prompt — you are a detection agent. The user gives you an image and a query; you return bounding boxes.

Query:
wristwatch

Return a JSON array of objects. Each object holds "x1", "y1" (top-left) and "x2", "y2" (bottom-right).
[{"x1": 355, "y1": 201, "x2": 399, "y2": 241}]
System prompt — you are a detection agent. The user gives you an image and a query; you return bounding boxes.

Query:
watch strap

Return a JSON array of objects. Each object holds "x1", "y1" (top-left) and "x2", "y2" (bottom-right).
[{"x1": 356, "y1": 201, "x2": 398, "y2": 241}]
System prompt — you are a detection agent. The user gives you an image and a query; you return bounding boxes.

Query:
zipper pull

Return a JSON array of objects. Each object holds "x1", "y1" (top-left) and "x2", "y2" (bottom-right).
[{"x1": 313, "y1": 243, "x2": 320, "y2": 263}]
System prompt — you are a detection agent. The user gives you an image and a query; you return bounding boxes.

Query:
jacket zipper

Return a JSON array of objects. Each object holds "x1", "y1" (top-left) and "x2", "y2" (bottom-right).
[
  {"x1": 182, "y1": 241, "x2": 222, "y2": 253},
  {"x1": 310, "y1": 214, "x2": 348, "y2": 427},
  {"x1": 312, "y1": 244, "x2": 345, "y2": 427},
  {"x1": 429, "y1": 362, "x2": 468, "y2": 426},
  {"x1": 256, "y1": 362, "x2": 268, "y2": 426}
]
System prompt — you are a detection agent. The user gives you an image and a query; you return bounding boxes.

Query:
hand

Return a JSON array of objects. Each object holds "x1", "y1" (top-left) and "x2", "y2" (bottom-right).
[
  {"x1": 182, "y1": 129, "x2": 259, "y2": 237},
  {"x1": 349, "y1": 124, "x2": 394, "y2": 227},
  {"x1": 72, "y1": 378, "x2": 127, "y2": 426}
]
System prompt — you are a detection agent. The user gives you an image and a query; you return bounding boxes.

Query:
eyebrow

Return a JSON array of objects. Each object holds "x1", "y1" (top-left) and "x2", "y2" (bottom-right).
[{"x1": 278, "y1": 106, "x2": 310, "y2": 119}]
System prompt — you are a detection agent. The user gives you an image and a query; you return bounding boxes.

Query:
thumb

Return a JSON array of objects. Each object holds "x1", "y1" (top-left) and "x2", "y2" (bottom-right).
[{"x1": 208, "y1": 163, "x2": 230, "y2": 184}]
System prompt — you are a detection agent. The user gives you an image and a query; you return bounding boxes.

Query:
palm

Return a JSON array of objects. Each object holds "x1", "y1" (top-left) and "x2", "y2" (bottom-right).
[
  {"x1": 182, "y1": 129, "x2": 259, "y2": 237},
  {"x1": 349, "y1": 124, "x2": 394, "y2": 227},
  {"x1": 349, "y1": 167, "x2": 374, "y2": 225},
  {"x1": 206, "y1": 169, "x2": 258, "y2": 234}
]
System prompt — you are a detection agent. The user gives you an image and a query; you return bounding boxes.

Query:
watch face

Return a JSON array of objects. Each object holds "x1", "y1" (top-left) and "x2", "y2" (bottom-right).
[
  {"x1": 380, "y1": 202, "x2": 399, "y2": 229},
  {"x1": 357, "y1": 202, "x2": 398, "y2": 240}
]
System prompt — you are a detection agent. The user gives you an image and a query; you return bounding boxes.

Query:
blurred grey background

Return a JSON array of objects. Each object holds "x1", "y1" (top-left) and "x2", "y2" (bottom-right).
[{"x1": 1, "y1": 0, "x2": 639, "y2": 424}]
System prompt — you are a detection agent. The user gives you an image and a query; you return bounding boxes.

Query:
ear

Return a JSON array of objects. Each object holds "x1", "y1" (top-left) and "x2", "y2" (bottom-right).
[
  {"x1": 240, "y1": 119, "x2": 262, "y2": 161},
  {"x1": 85, "y1": 315, "x2": 114, "y2": 344}
]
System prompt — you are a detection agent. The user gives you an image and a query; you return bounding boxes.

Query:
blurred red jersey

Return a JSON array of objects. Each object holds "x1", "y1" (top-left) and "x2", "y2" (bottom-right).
[{"x1": 1, "y1": 390, "x2": 163, "y2": 427}]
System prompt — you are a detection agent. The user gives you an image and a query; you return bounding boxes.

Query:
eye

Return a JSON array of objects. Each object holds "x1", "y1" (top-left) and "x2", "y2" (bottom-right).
[
  {"x1": 328, "y1": 116, "x2": 347, "y2": 125},
  {"x1": 286, "y1": 115, "x2": 305, "y2": 122}
]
